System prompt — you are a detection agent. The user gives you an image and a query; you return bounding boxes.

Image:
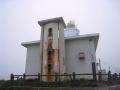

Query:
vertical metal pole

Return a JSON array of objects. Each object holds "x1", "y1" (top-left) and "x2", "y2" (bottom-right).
[
  {"x1": 10, "y1": 73, "x2": 14, "y2": 85},
  {"x1": 92, "y1": 62, "x2": 97, "y2": 81},
  {"x1": 99, "y1": 58, "x2": 102, "y2": 72},
  {"x1": 23, "y1": 73, "x2": 26, "y2": 81},
  {"x1": 55, "y1": 73, "x2": 57, "y2": 82},
  {"x1": 73, "y1": 72, "x2": 76, "y2": 81},
  {"x1": 98, "y1": 58, "x2": 102, "y2": 81},
  {"x1": 72, "y1": 72, "x2": 76, "y2": 86},
  {"x1": 38, "y1": 73, "x2": 40, "y2": 81},
  {"x1": 108, "y1": 70, "x2": 111, "y2": 80},
  {"x1": 10, "y1": 74, "x2": 14, "y2": 81},
  {"x1": 98, "y1": 71, "x2": 102, "y2": 81}
]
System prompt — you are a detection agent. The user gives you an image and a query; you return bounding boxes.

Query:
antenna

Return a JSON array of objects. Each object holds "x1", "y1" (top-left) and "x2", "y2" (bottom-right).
[
  {"x1": 66, "y1": 20, "x2": 76, "y2": 28},
  {"x1": 99, "y1": 58, "x2": 102, "y2": 72}
]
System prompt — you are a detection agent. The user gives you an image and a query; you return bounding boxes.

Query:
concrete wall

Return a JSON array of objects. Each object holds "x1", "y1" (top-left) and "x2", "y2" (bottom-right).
[
  {"x1": 25, "y1": 45, "x2": 41, "y2": 76},
  {"x1": 25, "y1": 37, "x2": 97, "y2": 79},
  {"x1": 64, "y1": 38, "x2": 97, "y2": 79},
  {"x1": 40, "y1": 22, "x2": 65, "y2": 81},
  {"x1": 41, "y1": 23, "x2": 60, "y2": 76}
]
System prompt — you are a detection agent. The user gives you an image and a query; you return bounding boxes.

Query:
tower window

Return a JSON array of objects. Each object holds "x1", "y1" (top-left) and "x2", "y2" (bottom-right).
[
  {"x1": 48, "y1": 28, "x2": 52, "y2": 36},
  {"x1": 48, "y1": 51, "x2": 53, "y2": 63},
  {"x1": 48, "y1": 64, "x2": 52, "y2": 73}
]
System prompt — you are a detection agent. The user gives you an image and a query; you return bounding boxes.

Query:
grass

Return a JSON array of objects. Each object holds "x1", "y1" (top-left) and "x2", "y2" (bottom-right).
[{"x1": 0, "y1": 78, "x2": 120, "y2": 88}]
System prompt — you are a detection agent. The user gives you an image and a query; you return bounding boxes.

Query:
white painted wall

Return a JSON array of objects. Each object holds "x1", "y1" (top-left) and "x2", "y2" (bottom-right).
[
  {"x1": 25, "y1": 37, "x2": 97, "y2": 79},
  {"x1": 25, "y1": 45, "x2": 41, "y2": 75},
  {"x1": 64, "y1": 38, "x2": 97, "y2": 79}
]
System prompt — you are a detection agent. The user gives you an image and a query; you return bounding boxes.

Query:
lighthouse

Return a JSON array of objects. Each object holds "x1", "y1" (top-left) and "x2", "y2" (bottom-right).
[{"x1": 38, "y1": 17, "x2": 66, "y2": 81}]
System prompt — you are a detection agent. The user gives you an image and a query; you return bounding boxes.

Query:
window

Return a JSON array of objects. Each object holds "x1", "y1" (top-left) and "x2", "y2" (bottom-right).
[
  {"x1": 48, "y1": 28, "x2": 53, "y2": 49},
  {"x1": 79, "y1": 52, "x2": 85, "y2": 60},
  {"x1": 48, "y1": 64, "x2": 52, "y2": 73},
  {"x1": 48, "y1": 28, "x2": 52, "y2": 36},
  {"x1": 48, "y1": 51, "x2": 53, "y2": 63}
]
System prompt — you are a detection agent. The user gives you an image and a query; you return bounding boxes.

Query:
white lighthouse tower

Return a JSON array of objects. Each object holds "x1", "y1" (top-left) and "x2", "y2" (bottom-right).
[{"x1": 38, "y1": 17, "x2": 66, "y2": 81}]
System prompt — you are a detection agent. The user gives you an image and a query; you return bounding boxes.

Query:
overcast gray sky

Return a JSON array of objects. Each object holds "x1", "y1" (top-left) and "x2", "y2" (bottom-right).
[{"x1": 0, "y1": 0, "x2": 120, "y2": 79}]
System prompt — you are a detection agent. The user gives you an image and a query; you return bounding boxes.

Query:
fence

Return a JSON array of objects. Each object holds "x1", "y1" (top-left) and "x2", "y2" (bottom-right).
[
  {"x1": 10, "y1": 73, "x2": 102, "y2": 82},
  {"x1": 8, "y1": 71, "x2": 120, "y2": 87}
]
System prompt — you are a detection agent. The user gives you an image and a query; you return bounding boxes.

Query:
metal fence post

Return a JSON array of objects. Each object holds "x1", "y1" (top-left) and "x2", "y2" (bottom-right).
[
  {"x1": 92, "y1": 62, "x2": 97, "y2": 81},
  {"x1": 10, "y1": 73, "x2": 14, "y2": 81},
  {"x1": 58, "y1": 74, "x2": 61, "y2": 83},
  {"x1": 40, "y1": 73, "x2": 42, "y2": 82},
  {"x1": 23, "y1": 73, "x2": 26, "y2": 81},
  {"x1": 114, "y1": 73, "x2": 118, "y2": 80},
  {"x1": 98, "y1": 71, "x2": 102, "y2": 82},
  {"x1": 55, "y1": 73, "x2": 58, "y2": 82},
  {"x1": 72, "y1": 72, "x2": 76, "y2": 86},
  {"x1": 69, "y1": 74, "x2": 72, "y2": 81},
  {"x1": 10, "y1": 73, "x2": 14, "y2": 85},
  {"x1": 108, "y1": 70, "x2": 111, "y2": 80},
  {"x1": 58, "y1": 74, "x2": 61, "y2": 87},
  {"x1": 38, "y1": 73, "x2": 40, "y2": 81},
  {"x1": 119, "y1": 73, "x2": 120, "y2": 79},
  {"x1": 73, "y1": 72, "x2": 76, "y2": 81}
]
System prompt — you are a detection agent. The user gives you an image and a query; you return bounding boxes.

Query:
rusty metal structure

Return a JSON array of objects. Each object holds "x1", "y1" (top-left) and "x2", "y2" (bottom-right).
[{"x1": 38, "y1": 17, "x2": 66, "y2": 81}]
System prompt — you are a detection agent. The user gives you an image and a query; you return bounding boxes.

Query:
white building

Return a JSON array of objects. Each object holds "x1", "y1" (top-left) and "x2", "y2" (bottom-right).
[{"x1": 21, "y1": 17, "x2": 99, "y2": 79}]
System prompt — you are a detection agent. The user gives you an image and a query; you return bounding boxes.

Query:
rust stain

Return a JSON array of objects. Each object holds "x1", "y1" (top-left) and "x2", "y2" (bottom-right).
[
  {"x1": 42, "y1": 28, "x2": 59, "y2": 81},
  {"x1": 47, "y1": 28, "x2": 54, "y2": 81}
]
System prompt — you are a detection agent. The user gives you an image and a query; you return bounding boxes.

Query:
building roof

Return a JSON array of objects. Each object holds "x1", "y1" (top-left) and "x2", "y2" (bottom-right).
[
  {"x1": 38, "y1": 17, "x2": 66, "y2": 27},
  {"x1": 21, "y1": 33, "x2": 99, "y2": 51}
]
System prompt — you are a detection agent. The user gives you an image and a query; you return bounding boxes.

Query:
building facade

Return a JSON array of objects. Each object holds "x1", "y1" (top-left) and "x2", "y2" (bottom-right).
[{"x1": 21, "y1": 17, "x2": 99, "y2": 80}]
